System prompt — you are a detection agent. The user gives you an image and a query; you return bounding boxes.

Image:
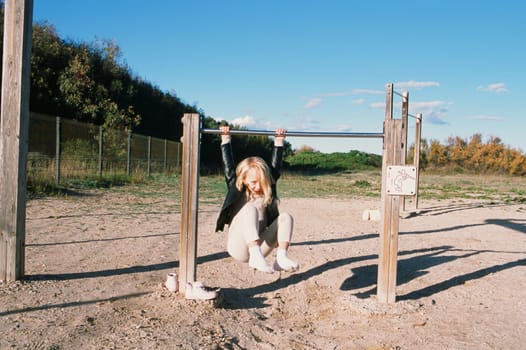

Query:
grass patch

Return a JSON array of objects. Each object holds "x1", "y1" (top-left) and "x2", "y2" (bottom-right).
[
  {"x1": 26, "y1": 169, "x2": 526, "y2": 205},
  {"x1": 416, "y1": 173, "x2": 526, "y2": 202},
  {"x1": 27, "y1": 176, "x2": 65, "y2": 198},
  {"x1": 65, "y1": 174, "x2": 133, "y2": 189},
  {"x1": 27, "y1": 173, "x2": 138, "y2": 198}
]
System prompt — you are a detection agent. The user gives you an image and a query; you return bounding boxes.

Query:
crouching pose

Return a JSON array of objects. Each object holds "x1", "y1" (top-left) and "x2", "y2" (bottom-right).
[{"x1": 215, "y1": 126, "x2": 299, "y2": 273}]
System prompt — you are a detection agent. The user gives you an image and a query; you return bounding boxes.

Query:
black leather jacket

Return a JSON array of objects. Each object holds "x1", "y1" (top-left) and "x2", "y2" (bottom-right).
[{"x1": 215, "y1": 141, "x2": 283, "y2": 232}]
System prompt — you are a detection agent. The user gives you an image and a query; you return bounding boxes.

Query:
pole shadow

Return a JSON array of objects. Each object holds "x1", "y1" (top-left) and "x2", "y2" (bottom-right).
[
  {"x1": 27, "y1": 250, "x2": 231, "y2": 281},
  {"x1": 0, "y1": 292, "x2": 148, "y2": 317},
  {"x1": 26, "y1": 232, "x2": 180, "y2": 247}
]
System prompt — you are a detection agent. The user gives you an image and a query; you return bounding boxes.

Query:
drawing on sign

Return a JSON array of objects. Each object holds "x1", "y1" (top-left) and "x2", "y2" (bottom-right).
[{"x1": 386, "y1": 166, "x2": 417, "y2": 195}]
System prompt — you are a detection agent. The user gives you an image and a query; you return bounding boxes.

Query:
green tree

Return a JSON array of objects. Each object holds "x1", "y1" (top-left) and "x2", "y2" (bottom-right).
[{"x1": 30, "y1": 22, "x2": 69, "y2": 115}]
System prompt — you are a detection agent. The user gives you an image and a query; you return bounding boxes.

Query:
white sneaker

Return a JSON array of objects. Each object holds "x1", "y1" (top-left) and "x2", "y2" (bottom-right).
[
  {"x1": 248, "y1": 246, "x2": 275, "y2": 273},
  {"x1": 249, "y1": 257, "x2": 275, "y2": 273},
  {"x1": 274, "y1": 256, "x2": 299, "y2": 272},
  {"x1": 185, "y1": 281, "x2": 218, "y2": 300}
]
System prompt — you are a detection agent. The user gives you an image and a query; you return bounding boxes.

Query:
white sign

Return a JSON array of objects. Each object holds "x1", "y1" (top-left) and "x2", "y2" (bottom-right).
[{"x1": 386, "y1": 166, "x2": 417, "y2": 195}]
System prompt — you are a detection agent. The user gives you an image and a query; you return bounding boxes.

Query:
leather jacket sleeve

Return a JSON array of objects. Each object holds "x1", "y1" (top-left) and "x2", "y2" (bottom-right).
[
  {"x1": 270, "y1": 145, "x2": 283, "y2": 182},
  {"x1": 221, "y1": 142, "x2": 236, "y2": 188}
]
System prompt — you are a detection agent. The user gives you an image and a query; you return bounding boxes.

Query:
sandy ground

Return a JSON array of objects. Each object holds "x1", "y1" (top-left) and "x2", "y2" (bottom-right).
[{"x1": 1, "y1": 188, "x2": 525, "y2": 349}]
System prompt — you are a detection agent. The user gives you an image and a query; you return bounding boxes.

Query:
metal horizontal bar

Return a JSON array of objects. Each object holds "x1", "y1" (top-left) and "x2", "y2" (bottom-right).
[
  {"x1": 393, "y1": 90, "x2": 407, "y2": 98},
  {"x1": 201, "y1": 128, "x2": 384, "y2": 139}
]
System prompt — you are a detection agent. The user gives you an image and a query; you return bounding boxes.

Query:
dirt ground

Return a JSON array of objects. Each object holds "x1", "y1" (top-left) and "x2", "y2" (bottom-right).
[{"x1": 1, "y1": 187, "x2": 525, "y2": 349}]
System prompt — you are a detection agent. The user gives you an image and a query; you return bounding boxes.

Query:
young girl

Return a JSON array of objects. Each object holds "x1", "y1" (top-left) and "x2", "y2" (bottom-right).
[{"x1": 215, "y1": 126, "x2": 299, "y2": 273}]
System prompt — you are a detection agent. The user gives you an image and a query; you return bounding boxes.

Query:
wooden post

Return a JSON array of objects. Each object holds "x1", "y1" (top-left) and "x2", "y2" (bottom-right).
[
  {"x1": 401, "y1": 91, "x2": 409, "y2": 162},
  {"x1": 0, "y1": 0, "x2": 34, "y2": 282},
  {"x1": 55, "y1": 116, "x2": 61, "y2": 185},
  {"x1": 179, "y1": 113, "x2": 201, "y2": 292},
  {"x1": 404, "y1": 112, "x2": 422, "y2": 213},
  {"x1": 413, "y1": 113, "x2": 422, "y2": 211},
  {"x1": 401, "y1": 92, "x2": 409, "y2": 212},
  {"x1": 378, "y1": 83, "x2": 404, "y2": 303}
]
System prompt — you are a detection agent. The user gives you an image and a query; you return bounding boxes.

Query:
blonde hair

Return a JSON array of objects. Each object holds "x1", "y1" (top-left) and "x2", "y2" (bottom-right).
[{"x1": 235, "y1": 156, "x2": 274, "y2": 206}]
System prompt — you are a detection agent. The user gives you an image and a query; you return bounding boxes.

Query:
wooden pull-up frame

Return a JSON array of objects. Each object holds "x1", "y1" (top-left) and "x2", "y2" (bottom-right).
[{"x1": 179, "y1": 83, "x2": 414, "y2": 303}]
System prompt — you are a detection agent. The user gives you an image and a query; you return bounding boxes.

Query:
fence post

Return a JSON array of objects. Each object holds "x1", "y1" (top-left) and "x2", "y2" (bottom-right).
[
  {"x1": 0, "y1": 0, "x2": 33, "y2": 282},
  {"x1": 147, "y1": 136, "x2": 151, "y2": 177},
  {"x1": 176, "y1": 142, "x2": 181, "y2": 172},
  {"x1": 126, "y1": 131, "x2": 132, "y2": 176},
  {"x1": 163, "y1": 139, "x2": 168, "y2": 172},
  {"x1": 179, "y1": 113, "x2": 201, "y2": 292},
  {"x1": 55, "y1": 116, "x2": 61, "y2": 185},
  {"x1": 98, "y1": 126, "x2": 103, "y2": 177}
]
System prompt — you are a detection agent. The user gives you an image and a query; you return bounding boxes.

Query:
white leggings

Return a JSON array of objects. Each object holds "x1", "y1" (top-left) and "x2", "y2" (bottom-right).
[{"x1": 226, "y1": 203, "x2": 294, "y2": 262}]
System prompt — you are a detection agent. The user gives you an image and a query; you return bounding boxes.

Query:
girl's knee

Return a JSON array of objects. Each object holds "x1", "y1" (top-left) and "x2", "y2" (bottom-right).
[
  {"x1": 278, "y1": 212, "x2": 294, "y2": 226},
  {"x1": 230, "y1": 205, "x2": 259, "y2": 231},
  {"x1": 239, "y1": 204, "x2": 258, "y2": 216},
  {"x1": 227, "y1": 245, "x2": 249, "y2": 262}
]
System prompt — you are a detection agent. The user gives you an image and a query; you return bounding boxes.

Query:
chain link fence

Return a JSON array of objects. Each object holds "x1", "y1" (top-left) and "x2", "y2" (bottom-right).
[{"x1": 28, "y1": 113, "x2": 182, "y2": 183}]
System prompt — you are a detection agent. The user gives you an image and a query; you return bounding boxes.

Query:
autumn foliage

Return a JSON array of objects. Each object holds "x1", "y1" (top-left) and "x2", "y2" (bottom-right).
[{"x1": 408, "y1": 133, "x2": 526, "y2": 176}]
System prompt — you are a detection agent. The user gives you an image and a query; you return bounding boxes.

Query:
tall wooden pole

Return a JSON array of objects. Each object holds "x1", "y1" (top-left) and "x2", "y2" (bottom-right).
[
  {"x1": 413, "y1": 113, "x2": 422, "y2": 211},
  {"x1": 0, "y1": 0, "x2": 34, "y2": 282},
  {"x1": 179, "y1": 113, "x2": 201, "y2": 292},
  {"x1": 401, "y1": 91, "x2": 409, "y2": 212},
  {"x1": 378, "y1": 83, "x2": 404, "y2": 303},
  {"x1": 404, "y1": 112, "x2": 423, "y2": 213}
]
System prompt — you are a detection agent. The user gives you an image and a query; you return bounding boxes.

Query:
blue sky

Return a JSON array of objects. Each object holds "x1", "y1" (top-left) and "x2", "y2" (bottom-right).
[{"x1": 32, "y1": 0, "x2": 525, "y2": 155}]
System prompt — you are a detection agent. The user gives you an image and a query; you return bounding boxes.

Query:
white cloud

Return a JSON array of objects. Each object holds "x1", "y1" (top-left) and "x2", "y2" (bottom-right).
[
  {"x1": 411, "y1": 100, "x2": 446, "y2": 109},
  {"x1": 228, "y1": 115, "x2": 279, "y2": 131},
  {"x1": 370, "y1": 102, "x2": 385, "y2": 109},
  {"x1": 476, "y1": 83, "x2": 508, "y2": 93},
  {"x1": 230, "y1": 115, "x2": 257, "y2": 127},
  {"x1": 304, "y1": 97, "x2": 323, "y2": 109},
  {"x1": 369, "y1": 99, "x2": 450, "y2": 125},
  {"x1": 335, "y1": 124, "x2": 354, "y2": 132},
  {"x1": 351, "y1": 89, "x2": 384, "y2": 95},
  {"x1": 426, "y1": 114, "x2": 449, "y2": 125},
  {"x1": 395, "y1": 81, "x2": 440, "y2": 89},
  {"x1": 467, "y1": 115, "x2": 505, "y2": 121},
  {"x1": 303, "y1": 88, "x2": 383, "y2": 109},
  {"x1": 322, "y1": 91, "x2": 352, "y2": 97},
  {"x1": 414, "y1": 101, "x2": 449, "y2": 125},
  {"x1": 294, "y1": 117, "x2": 322, "y2": 130}
]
